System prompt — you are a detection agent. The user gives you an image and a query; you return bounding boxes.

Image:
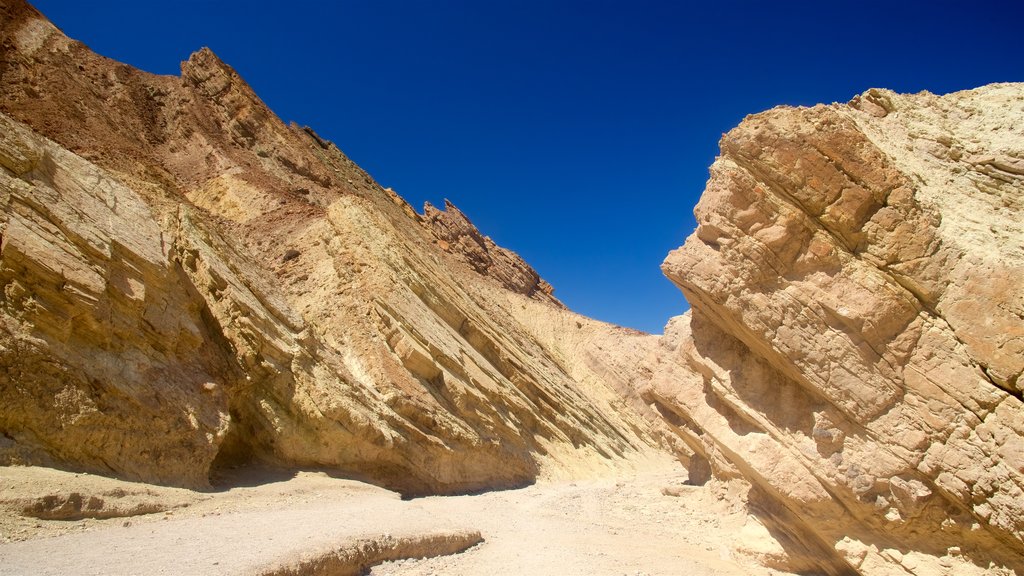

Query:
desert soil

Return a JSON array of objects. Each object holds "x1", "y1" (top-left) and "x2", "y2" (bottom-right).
[{"x1": 0, "y1": 456, "x2": 792, "y2": 575}]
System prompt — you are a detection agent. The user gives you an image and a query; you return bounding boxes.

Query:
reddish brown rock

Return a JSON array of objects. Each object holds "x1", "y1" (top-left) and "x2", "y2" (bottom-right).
[
  {"x1": 3, "y1": 2, "x2": 1022, "y2": 574},
  {"x1": 422, "y1": 200, "x2": 560, "y2": 306}
]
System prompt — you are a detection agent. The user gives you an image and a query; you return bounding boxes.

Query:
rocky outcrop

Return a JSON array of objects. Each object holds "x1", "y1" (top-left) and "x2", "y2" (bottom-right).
[
  {"x1": 3, "y1": 2, "x2": 1022, "y2": 574},
  {"x1": 0, "y1": 113, "x2": 230, "y2": 486},
  {"x1": 649, "y1": 84, "x2": 1024, "y2": 575},
  {"x1": 422, "y1": 200, "x2": 560, "y2": 306},
  {"x1": 0, "y1": 0, "x2": 668, "y2": 494}
]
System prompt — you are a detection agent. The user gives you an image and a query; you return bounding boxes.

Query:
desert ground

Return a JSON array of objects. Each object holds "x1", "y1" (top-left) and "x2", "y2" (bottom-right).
[{"x1": 0, "y1": 456, "x2": 791, "y2": 576}]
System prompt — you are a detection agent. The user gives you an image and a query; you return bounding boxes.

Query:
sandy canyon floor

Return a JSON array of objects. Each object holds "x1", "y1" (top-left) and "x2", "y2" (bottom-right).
[{"x1": 0, "y1": 456, "x2": 792, "y2": 576}]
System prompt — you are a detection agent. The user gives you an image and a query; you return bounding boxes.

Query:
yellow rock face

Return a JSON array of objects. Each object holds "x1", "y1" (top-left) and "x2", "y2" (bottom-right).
[
  {"x1": 2, "y1": 2, "x2": 1022, "y2": 574},
  {"x1": 0, "y1": 1, "x2": 667, "y2": 495}
]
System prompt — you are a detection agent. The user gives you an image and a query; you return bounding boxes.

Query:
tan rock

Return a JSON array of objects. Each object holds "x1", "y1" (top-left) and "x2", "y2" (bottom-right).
[
  {"x1": 0, "y1": 0, "x2": 670, "y2": 495},
  {"x1": 654, "y1": 84, "x2": 1024, "y2": 574},
  {"x1": 2, "y1": 2, "x2": 1022, "y2": 575}
]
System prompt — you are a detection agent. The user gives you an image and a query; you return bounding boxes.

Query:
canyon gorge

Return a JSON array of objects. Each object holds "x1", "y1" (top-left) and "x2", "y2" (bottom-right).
[{"x1": 1, "y1": 1, "x2": 1022, "y2": 574}]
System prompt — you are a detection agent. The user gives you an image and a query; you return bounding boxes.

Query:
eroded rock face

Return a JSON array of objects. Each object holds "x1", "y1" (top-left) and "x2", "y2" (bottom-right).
[
  {"x1": 4, "y1": 2, "x2": 1022, "y2": 573},
  {"x1": 652, "y1": 85, "x2": 1024, "y2": 574},
  {"x1": 422, "y1": 200, "x2": 560, "y2": 306},
  {"x1": 0, "y1": 114, "x2": 229, "y2": 487},
  {"x1": 0, "y1": 0, "x2": 667, "y2": 494}
]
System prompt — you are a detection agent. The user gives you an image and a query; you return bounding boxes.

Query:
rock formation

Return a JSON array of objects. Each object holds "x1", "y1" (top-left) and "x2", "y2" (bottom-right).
[
  {"x1": 421, "y1": 199, "x2": 560, "y2": 306},
  {"x1": 2, "y1": 1, "x2": 1023, "y2": 574},
  {"x1": 648, "y1": 85, "x2": 1024, "y2": 575},
  {"x1": 0, "y1": 0, "x2": 668, "y2": 495}
]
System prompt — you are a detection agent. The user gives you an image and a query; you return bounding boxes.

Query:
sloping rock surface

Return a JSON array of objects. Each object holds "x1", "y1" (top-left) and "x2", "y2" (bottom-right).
[
  {"x1": 3, "y1": 2, "x2": 1023, "y2": 575},
  {"x1": 651, "y1": 84, "x2": 1024, "y2": 575},
  {"x1": 0, "y1": 0, "x2": 667, "y2": 495}
]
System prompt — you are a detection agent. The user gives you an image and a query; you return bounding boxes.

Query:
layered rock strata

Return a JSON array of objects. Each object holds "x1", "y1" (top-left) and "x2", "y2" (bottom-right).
[
  {"x1": 0, "y1": 0, "x2": 667, "y2": 494},
  {"x1": 422, "y1": 200, "x2": 559, "y2": 306},
  {"x1": 650, "y1": 84, "x2": 1024, "y2": 575},
  {"x1": 3, "y1": 1, "x2": 1023, "y2": 575}
]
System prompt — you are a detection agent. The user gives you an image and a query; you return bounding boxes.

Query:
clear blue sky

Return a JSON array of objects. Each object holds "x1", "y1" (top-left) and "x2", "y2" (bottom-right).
[{"x1": 31, "y1": 0, "x2": 1024, "y2": 333}]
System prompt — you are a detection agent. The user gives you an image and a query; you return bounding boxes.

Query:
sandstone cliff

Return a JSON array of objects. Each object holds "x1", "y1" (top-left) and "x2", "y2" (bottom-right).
[
  {"x1": 0, "y1": 0, "x2": 668, "y2": 495},
  {"x1": 649, "y1": 85, "x2": 1024, "y2": 575},
  {"x1": 2, "y1": 1, "x2": 1023, "y2": 575}
]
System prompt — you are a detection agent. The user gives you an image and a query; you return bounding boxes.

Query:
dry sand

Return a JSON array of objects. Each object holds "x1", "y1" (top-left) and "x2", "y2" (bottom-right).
[{"x1": 1, "y1": 457, "x2": 792, "y2": 575}]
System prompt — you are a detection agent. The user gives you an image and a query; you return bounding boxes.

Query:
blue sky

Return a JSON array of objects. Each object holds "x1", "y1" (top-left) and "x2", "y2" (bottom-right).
[{"x1": 32, "y1": 1, "x2": 1024, "y2": 333}]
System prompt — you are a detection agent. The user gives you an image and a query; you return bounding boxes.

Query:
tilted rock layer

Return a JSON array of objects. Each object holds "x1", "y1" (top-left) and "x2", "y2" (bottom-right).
[
  {"x1": 0, "y1": 0, "x2": 669, "y2": 495},
  {"x1": 2, "y1": 2, "x2": 1023, "y2": 575},
  {"x1": 651, "y1": 84, "x2": 1024, "y2": 574}
]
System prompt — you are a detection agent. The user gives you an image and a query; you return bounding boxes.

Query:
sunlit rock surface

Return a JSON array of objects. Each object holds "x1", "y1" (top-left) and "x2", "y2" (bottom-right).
[
  {"x1": 0, "y1": 0, "x2": 668, "y2": 495},
  {"x1": 651, "y1": 84, "x2": 1024, "y2": 575},
  {"x1": 2, "y1": 1, "x2": 1022, "y2": 573}
]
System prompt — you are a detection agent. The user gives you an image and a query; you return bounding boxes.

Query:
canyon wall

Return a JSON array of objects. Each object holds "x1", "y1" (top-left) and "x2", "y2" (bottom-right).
[
  {"x1": 648, "y1": 85, "x2": 1024, "y2": 575},
  {"x1": 2, "y1": 1, "x2": 1023, "y2": 574},
  {"x1": 0, "y1": 0, "x2": 668, "y2": 495}
]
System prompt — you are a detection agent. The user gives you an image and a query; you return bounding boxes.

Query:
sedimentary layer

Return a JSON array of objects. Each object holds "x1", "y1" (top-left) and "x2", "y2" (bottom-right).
[
  {"x1": 0, "y1": 0, "x2": 667, "y2": 495},
  {"x1": 650, "y1": 84, "x2": 1024, "y2": 575}
]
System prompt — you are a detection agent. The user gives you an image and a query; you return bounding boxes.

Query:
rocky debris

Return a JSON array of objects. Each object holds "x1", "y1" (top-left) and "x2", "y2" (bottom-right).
[
  {"x1": 18, "y1": 492, "x2": 169, "y2": 521},
  {"x1": 0, "y1": 0, "x2": 666, "y2": 496},
  {"x1": 649, "y1": 84, "x2": 1024, "y2": 575},
  {"x1": 422, "y1": 200, "x2": 561, "y2": 306}
]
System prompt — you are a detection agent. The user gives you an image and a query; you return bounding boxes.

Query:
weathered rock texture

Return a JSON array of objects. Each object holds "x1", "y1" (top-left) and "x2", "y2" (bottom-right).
[
  {"x1": 650, "y1": 84, "x2": 1024, "y2": 574},
  {"x1": 0, "y1": 0, "x2": 668, "y2": 495},
  {"x1": 421, "y1": 200, "x2": 560, "y2": 306},
  {"x1": 3, "y1": 2, "x2": 1023, "y2": 575}
]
